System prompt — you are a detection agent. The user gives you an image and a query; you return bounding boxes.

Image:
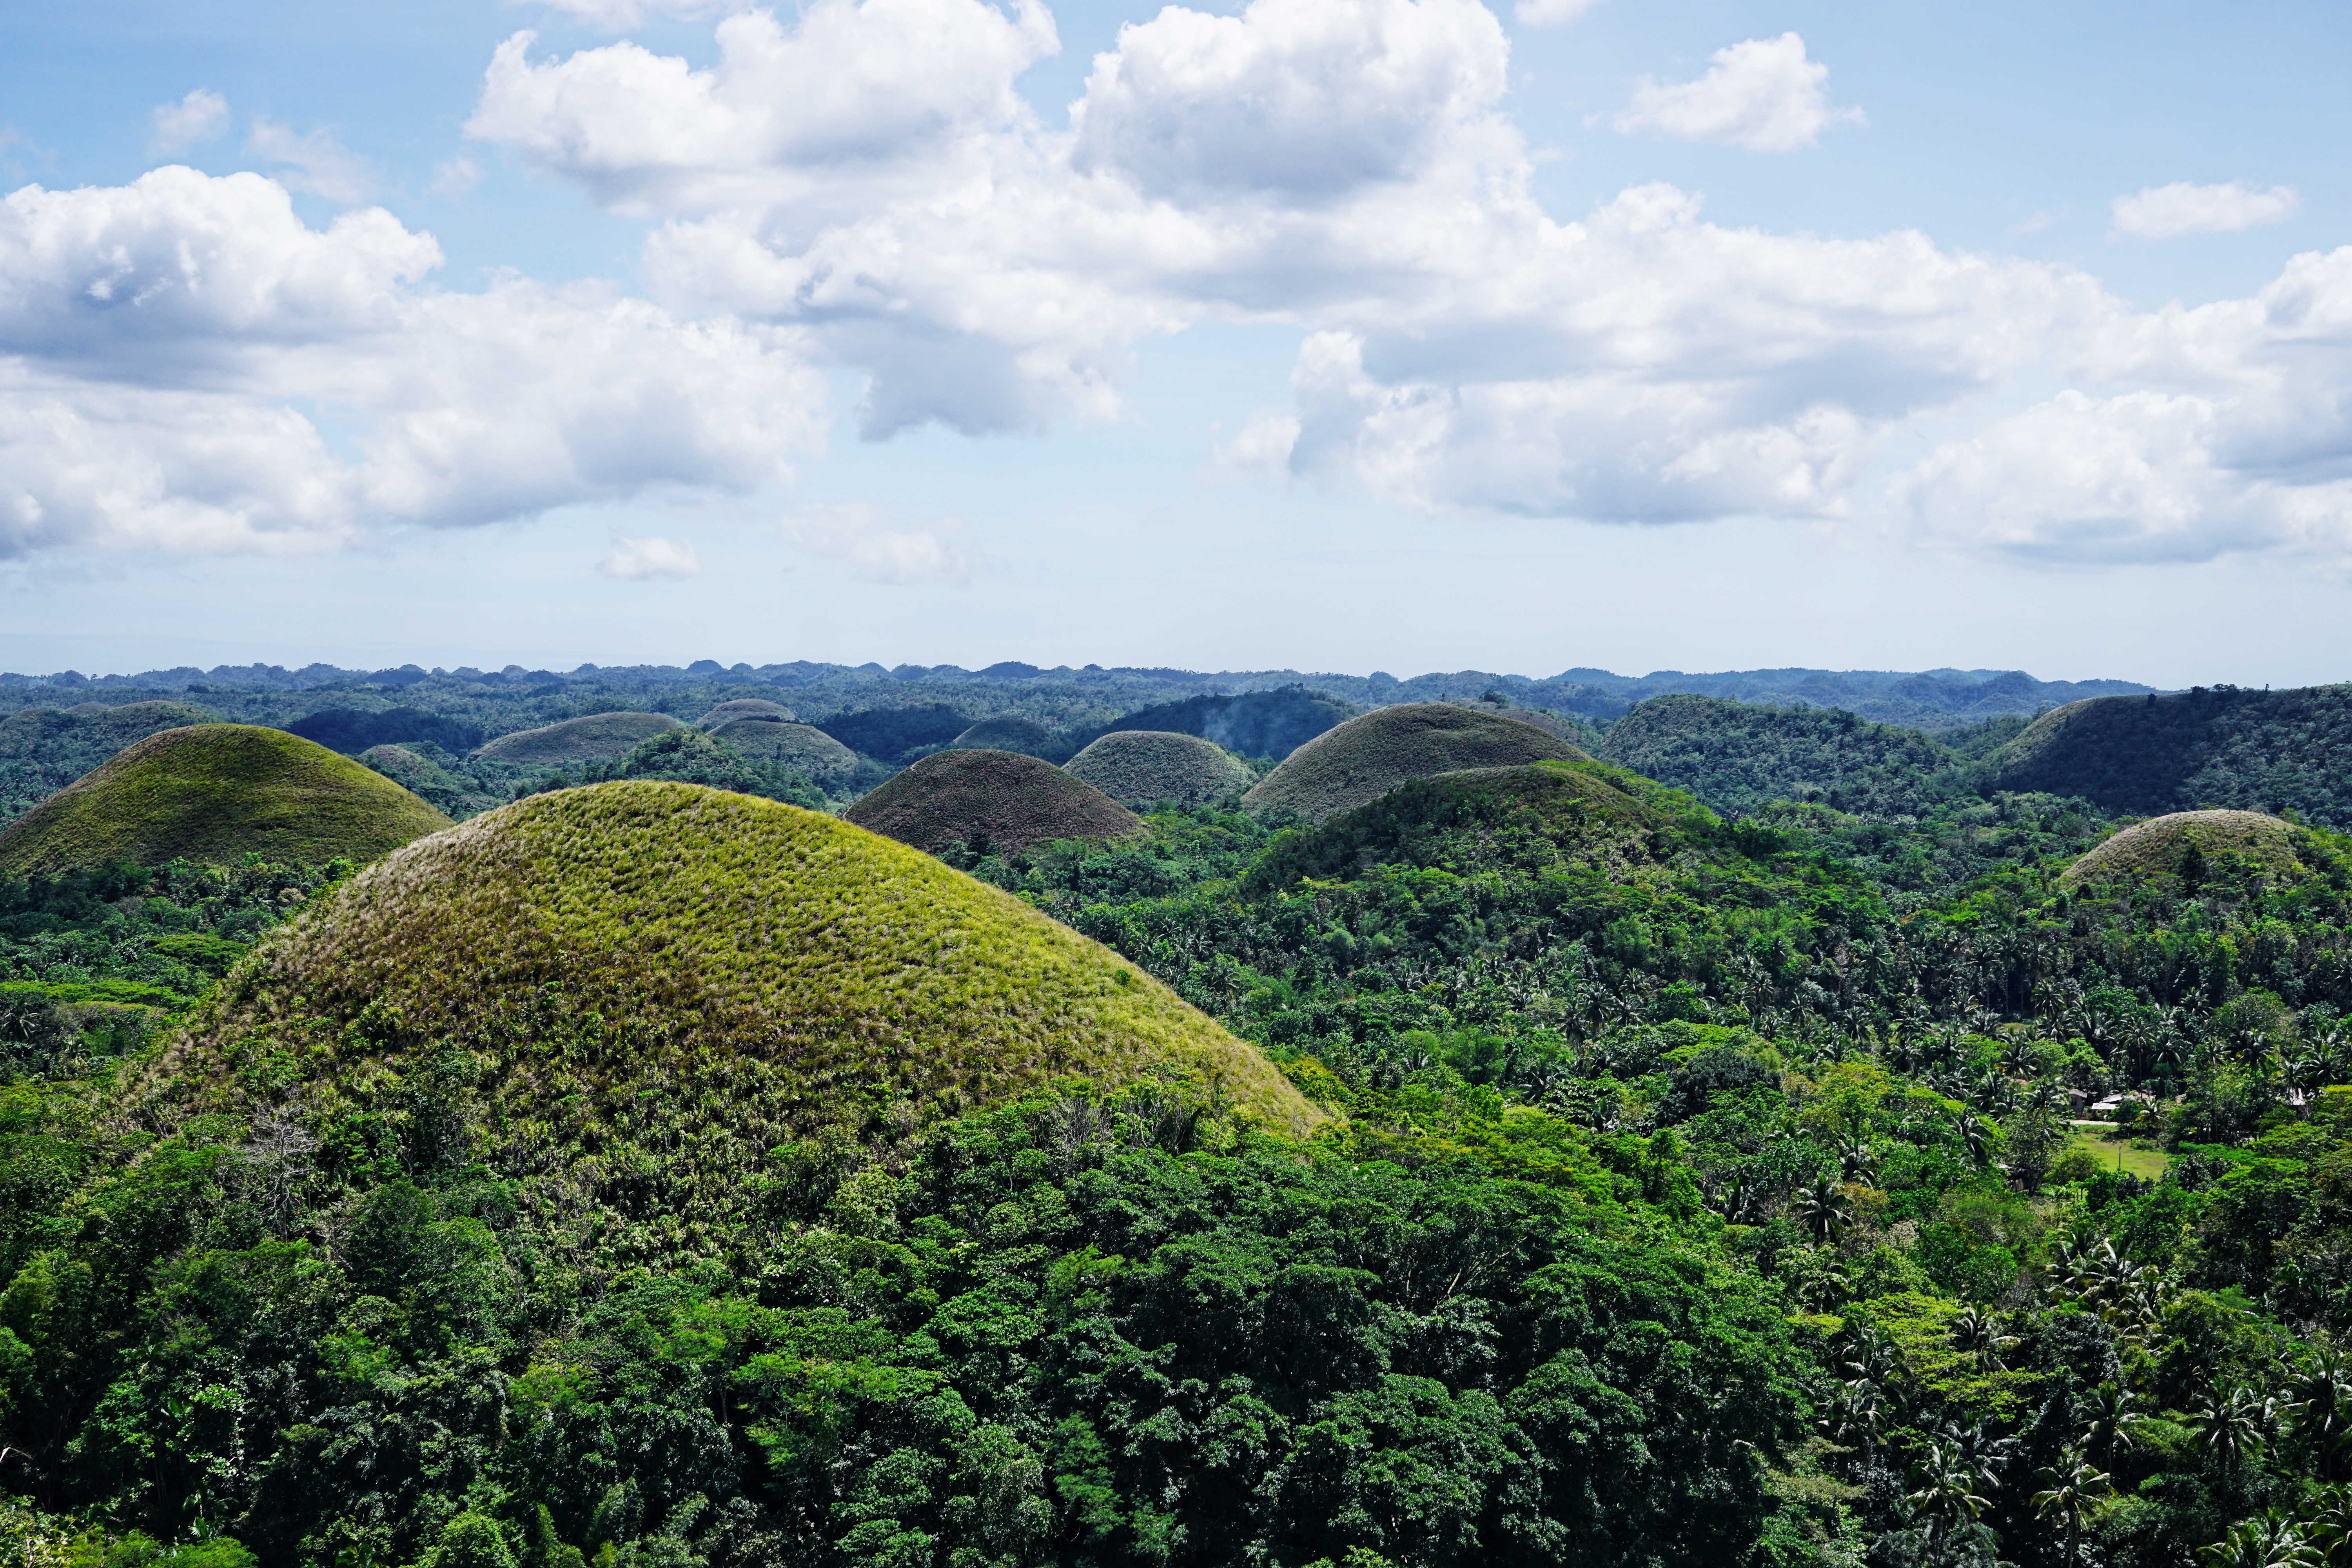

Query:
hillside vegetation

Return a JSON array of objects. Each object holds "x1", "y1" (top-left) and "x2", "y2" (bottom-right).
[
  {"x1": 1242, "y1": 702, "x2": 1586, "y2": 822},
  {"x1": 1989, "y1": 683, "x2": 2352, "y2": 823},
  {"x1": 1063, "y1": 730, "x2": 1254, "y2": 805},
  {"x1": 474, "y1": 711, "x2": 684, "y2": 765},
  {"x1": 1598, "y1": 693, "x2": 1964, "y2": 817},
  {"x1": 951, "y1": 715, "x2": 1057, "y2": 757},
  {"x1": 705, "y1": 717, "x2": 859, "y2": 785},
  {"x1": 1071, "y1": 685, "x2": 1357, "y2": 761},
  {"x1": 138, "y1": 782, "x2": 1319, "y2": 1212},
  {"x1": 0, "y1": 725, "x2": 450, "y2": 873},
  {"x1": 846, "y1": 749, "x2": 1144, "y2": 853}
]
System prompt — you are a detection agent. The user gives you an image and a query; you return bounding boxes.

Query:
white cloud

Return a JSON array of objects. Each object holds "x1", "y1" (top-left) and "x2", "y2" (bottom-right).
[
  {"x1": 1512, "y1": 0, "x2": 1599, "y2": 27},
  {"x1": 150, "y1": 90, "x2": 230, "y2": 154},
  {"x1": 1610, "y1": 33, "x2": 1862, "y2": 153},
  {"x1": 2111, "y1": 180, "x2": 2299, "y2": 241},
  {"x1": 597, "y1": 533, "x2": 703, "y2": 578},
  {"x1": 246, "y1": 118, "x2": 377, "y2": 205},
  {"x1": 430, "y1": 156, "x2": 482, "y2": 198},
  {"x1": 0, "y1": 167, "x2": 828, "y2": 556},
  {"x1": 782, "y1": 502, "x2": 983, "y2": 583}
]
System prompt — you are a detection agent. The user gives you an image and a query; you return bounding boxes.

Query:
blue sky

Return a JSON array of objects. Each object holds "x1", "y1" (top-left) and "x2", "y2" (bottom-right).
[{"x1": 1, "y1": 0, "x2": 2345, "y2": 684}]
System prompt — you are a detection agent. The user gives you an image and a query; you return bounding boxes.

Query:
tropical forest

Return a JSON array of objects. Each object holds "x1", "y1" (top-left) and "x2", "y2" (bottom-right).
[{"x1": 6, "y1": 657, "x2": 2352, "y2": 1568}]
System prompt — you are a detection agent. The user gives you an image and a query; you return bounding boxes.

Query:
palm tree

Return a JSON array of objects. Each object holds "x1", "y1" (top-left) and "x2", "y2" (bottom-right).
[
  {"x1": 1907, "y1": 1441, "x2": 1991, "y2": 1548},
  {"x1": 1951, "y1": 1111, "x2": 1994, "y2": 1167},
  {"x1": 2031, "y1": 1446, "x2": 2112, "y2": 1568},
  {"x1": 1949, "y1": 1306, "x2": 2020, "y2": 1373},
  {"x1": 2289, "y1": 1347, "x2": 2352, "y2": 1478},
  {"x1": 2195, "y1": 1386, "x2": 2276, "y2": 1475},
  {"x1": 2081, "y1": 1381, "x2": 2145, "y2": 1462},
  {"x1": 1837, "y1": 1132, "x2": 1878, "y2": 1184},
  {"x1": 1797, "y1": 1177, "x2": 1852, "y2": 1245},
  {"x1": 2203, "y1": 1514, "x2": 2320, "y2": 1568}
]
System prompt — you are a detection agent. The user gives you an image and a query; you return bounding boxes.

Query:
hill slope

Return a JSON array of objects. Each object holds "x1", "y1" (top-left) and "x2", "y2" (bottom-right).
[
  {"x1": 1242, "y1": 703, "x2": 1586, "y2": 822},
  {"x1": 0, "y1": 699, "x2": 219, "y2": 817},
  {"x1": 1596, "y1": 694, "x2": 1958, "y2": 818},
  {"x1": 138, "y1": 782, "x2": 1318, "y2": 1216},
  {"x1": 951, "y1": 715, "x2": 1057, "y2": 757},
  {"x1": 708, "y1": 717, "x2": 860, "y2": 784},
  {"x1": 695, "y1": 698, "x2": 796, "y2": 728},
  {"x1": 847, "y1": 749, "x2": 1143, "y2": 853},
  {"x1": 1064, "y1": 730, "x2": 1254, "y2": 805},
  {"x1": 0, "y1": 725, "x2": 450, "y2": 872},
  {"x1": 475, "y1": 711, "x2": 683, "y2": 764},
  {"x1": 1984, "y1": 686, "x2": 2352, "y2": 824},
  {"x1": 1073, "y1": 686, "x2": 1358, "y2": 761}
]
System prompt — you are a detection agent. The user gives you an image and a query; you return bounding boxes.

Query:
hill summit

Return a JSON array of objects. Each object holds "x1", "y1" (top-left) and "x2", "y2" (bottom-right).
[
  {"x1": 1242, "y1": 703, "x2": 1588, "y2": 822},
  {"x1": 1064, "y1": 730, "x2": 1254, "y2": 805},
  {"x1": 139, "y1": 782, "x2": 1316, "y2": 1225},
  {"x1": 846, "y1": 749, "x2": 1143, "y2": 853},
  {"x1": 0, "y1": 724, "x2": 450, "y2": 872},
  {"x1": 2062, "y1": 809, "x2": 2310, "y2": 889}
]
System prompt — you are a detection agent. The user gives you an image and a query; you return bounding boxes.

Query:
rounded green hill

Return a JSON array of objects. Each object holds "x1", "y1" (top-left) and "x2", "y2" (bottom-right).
[
  {"x1": 2062, "y1": 809, "x2": 2308, "y2": 889},
  {"x1": 475, "y1": 711, "x2": 683, "y2": 765},
  {"x1": 709, "y1": 717, "x2": 860, "y2": 785},
  {"x1": 1065, "y1": 730, "x2": 1254, "y2": 806},
  {"x1": 1246, "y1": 761, "x2": 1666, "y2": 891},
  {"x1": 1242, "y1": 703, "x2": 1589, "y2": 823},
  {"x1": 137, "y1": 782, "x2": 1317, "y2": 1221},
  {"x1": 952, "y1": 715, "x2": 1056, "y2": 757},
  {"x1": 696, "y1": 698, "x2": 797, "y2": 728},
  {"x1": 846, "y1": 749, "x2": 1143, "y2": 854},
  {"x1": 0, "y1": 725, "x2": 451, "y2": 873}
]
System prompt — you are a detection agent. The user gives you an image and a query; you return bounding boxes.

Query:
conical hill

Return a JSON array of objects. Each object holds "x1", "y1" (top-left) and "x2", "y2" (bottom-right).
[
  {"x1": 0, "y1": 725, "x2": 451, "y2": 873},
  {"x1": 1242, "y1": 703, "x2": 1588, "y2": 823},
  {"x1": 475, "y1": 711, "x2": 682, "y2": 764},
  {"x1": 709, "y1": 717, "x2": 859, "y2": 785},
  {"x1": 2062, "y1": 809, "x2": 2311, "y2": 889},
  {"x1": 137, "y1": 783, "x2": 1318, "y2": 1226},
  {"x1": 846, "y1": 750, "x2": 1143, "y2": 853},
  {"x1": 1065, "y1": 730, "x2": 1254, "y2": 805},
  {"x1": 696, "y1": 698, "x2": 797, "y2": 728}
]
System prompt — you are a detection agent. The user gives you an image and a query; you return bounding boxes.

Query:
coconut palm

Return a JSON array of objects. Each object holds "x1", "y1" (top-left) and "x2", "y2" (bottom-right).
[
  {"x1": 2289, "y1": 1347, "x2": 2352, "y2": 1477},
  {"x1": 1907, "y1": 1441, "x2": 1991, "y2": 1547},
  {"x1": 2194, "y1": 1385, "x2": 2277, "y2": 1474},
  {"x1": 2203, "y1": 1514, "x2": 2320, "y2": 1568},
  {"x1": 1951, "y1": 1111, "x2": 1994, "y2": 1167},
  {"x1": 1949, "y1": 1306, "x2": 2019, "y2": 1374},
  {"x1": 2031, "y1": 1446, "x2": 2112, "y2": 1568},
  {"x1": 1797, "y1": 1177, "x2": 1852, "y2": 1245},
  {"x1": 2080, "y1": 1381, "x2": 2145, "y2": 1462}
]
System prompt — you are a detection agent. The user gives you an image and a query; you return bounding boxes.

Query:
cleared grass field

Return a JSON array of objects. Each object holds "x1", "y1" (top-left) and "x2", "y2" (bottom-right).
[{"x1": 2066, "y1": 1126, "x2": 2171, "y2": 1181}]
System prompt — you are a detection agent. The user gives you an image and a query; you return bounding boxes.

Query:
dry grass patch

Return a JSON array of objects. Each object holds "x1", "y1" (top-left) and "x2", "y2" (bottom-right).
[{"x1": 846, "y1": 749, "x2": 1143, "y2": 853}]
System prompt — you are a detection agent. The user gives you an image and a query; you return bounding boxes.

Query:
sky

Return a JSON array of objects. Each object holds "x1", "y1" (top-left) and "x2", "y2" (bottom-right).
[{"x1": 0, "y1": 0, "x2": 2347, "y2": 685}]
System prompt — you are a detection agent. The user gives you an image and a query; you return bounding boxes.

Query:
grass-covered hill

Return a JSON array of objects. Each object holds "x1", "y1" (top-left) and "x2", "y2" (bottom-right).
[
  {"x1": 0, "y1": 725, "x2": 450, "y2": 873},
  {"x1": 1064, "y1": 730, "x2": 1254, "y2": 805},
  {"x1": 474, "y1": 710, "x2": 683, "y2": 765},
  {"x1": 0, "y1": 699, "x2": 219, "y2": 819},
  {"x1": 1596, "y1": 693, "x2": 1964, "y2": 818},
  {"x1": 1241, "y1": 702, "x2": 1586, "y2": 822},
  {"x1": 1243, "y1": 759, "x2": 1672, "y2": 891},
  {"x1": 845, "y1": 748, "x2": 1144, "y2": 853},
  {"x1": 2060, "y1": 808, "x2": 2318, "y2": 889},
  {"x1": 1987, "y1": 684, "x2": 2352, "y2": 823},
  {"x1": 694, "y1": 698, "x2": 796, "y2": 728},
  {"x1": 1071, "y1": 685, "x2": 1358, "y2": 761},
  {"x1": 706, "y1": 717, "x2": 859, "y2": 785},
  {"x1": 135, "y1": 782, "x2": 1319, "y2": 1207},
  {"x1": 951, "y1": 715, "x2": 1057, "y2": 757}
]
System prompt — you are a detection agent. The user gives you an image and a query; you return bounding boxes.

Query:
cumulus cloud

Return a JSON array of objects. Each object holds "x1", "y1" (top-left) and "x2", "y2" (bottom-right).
[
  {"x1": 782, "y1": 502, "x2": 984, "y2": 583},
  {"x1": 1512, "y1": 0, "x2": 1600, "y2": 28},
  {"x1": 430, "y1": 156, "x2": 482, "y2": 198},
  {"x1": 438, "y1": 0, "x2": 2352, "y2": 568},
  {"x1": 150, "y1": 89, "x2": 229, "y2": 154},
  {"x1": 2111, "y1": 180, "x2": 2299, "y2": 241},
  {"x1": 1611, "y1": 33, "x2": 1862, "y2": 152},
  {"x1": 0, "y1": 167, "x2": 828, "y2": 557},
  {"x1": 245, "y1": 119, "x2": 377, "y2": 205},
  {"x1": 597, "y1": 533, "x2": 703, "y2": 578}
]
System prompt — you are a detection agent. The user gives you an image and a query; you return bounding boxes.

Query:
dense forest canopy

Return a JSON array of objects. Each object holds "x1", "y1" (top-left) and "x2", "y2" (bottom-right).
[{"x1": 7, "y1": 657, "x2": 2352, "y2": 1568}]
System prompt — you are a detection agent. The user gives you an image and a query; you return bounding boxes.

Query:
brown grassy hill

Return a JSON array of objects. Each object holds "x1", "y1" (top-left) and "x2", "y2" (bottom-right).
[
  {"x1": 1242, "y1": 703, "x2": 1588, "y2": 823},
  {"x1": 2062, "y1": 809, "x2": 2308, "y2": 889},
  {"x1": 1064, "y1": 730, "x2": 1254, "y2": 805},
  {"x1": 696, "y1": 698, "x2": 798, "y2": 728},
  {"x1": 846, "y1": 749, "x2": 1143, "y2": 854},
  {"x1": 132, "y1": 782, "x2": 1317, "y2": 1234},
  {"x1": 475, "y1": 711, "x2": 683, "y2": 765},
  {"x1": 709, "y1": 717, "x2": 860, "y2": 785},
  {"x1": 0, "y1": 725, "x2": 450, "y2": 872}
]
